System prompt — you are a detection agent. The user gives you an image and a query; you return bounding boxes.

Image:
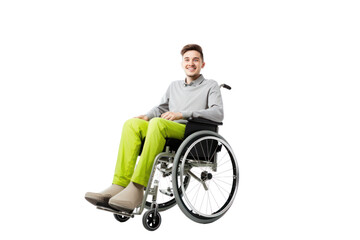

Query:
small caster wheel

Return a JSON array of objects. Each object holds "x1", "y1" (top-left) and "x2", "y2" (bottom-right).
[
  {"x1": 114, "y1": 213, "x2": 130, "y2": 223},
  {"x1": 142, "y1": 209, "x2": 161, "y2": 231}
]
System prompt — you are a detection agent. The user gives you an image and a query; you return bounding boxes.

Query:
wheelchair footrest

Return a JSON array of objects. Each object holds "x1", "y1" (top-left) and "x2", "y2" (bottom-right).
[{"x1": 96, "y1": 206, "x2": 134, "y2": 218}]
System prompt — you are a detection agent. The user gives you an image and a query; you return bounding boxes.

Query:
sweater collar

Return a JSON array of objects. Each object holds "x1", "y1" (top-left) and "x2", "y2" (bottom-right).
[{"x1": 184, "y1": 74, "x2": 205, "y2": 87}]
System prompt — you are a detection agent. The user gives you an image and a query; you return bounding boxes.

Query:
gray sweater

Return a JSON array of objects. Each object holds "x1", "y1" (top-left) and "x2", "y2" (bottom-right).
[{"x1": 146, "y1": 75, "x2": 224, "y2": 123}]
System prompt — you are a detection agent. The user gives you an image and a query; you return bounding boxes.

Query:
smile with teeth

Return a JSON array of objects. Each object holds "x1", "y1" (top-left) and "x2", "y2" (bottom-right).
[{"x1": 187, "y1": 67, "x2": 196, "y2": 71}]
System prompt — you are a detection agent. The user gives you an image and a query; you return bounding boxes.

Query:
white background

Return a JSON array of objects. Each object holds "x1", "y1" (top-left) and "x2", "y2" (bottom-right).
[{"x1": 1, "y1": 0, "x2": 359, "y2": 239}]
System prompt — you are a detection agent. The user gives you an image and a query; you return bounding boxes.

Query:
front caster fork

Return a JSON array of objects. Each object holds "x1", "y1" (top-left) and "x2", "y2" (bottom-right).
[{"x1": 143, "y1": 180, "x2": 162, "y2": 231}]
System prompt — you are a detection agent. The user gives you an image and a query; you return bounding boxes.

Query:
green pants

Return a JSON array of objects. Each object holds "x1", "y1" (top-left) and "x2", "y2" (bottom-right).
[{"x1": 112, "y1": 117, "x2": 186, "y2": 187}]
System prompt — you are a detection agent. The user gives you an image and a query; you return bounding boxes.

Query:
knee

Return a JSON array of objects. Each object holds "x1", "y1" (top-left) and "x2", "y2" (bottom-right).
[
  {"x1": 123, "y1": 118, "x2": 147, "y2": 130},
  {"x1": 123, "y1": 118, "x2": 136, "y2": 128},
  {"x1": 148, "y1": 117, "x2": 166, "y2": 130}
]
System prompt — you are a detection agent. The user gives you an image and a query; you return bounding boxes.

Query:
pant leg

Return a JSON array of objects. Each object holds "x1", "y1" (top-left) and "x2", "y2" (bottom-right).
[
  {"x1": 112, "y1": 118, "x2": 149, "y2": 187},
  {"x1": 131, "y1": 118, "x2": 186, "y2": 187}
]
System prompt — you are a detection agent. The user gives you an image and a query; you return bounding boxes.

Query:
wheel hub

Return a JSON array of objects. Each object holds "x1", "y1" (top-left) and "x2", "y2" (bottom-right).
[{"x1": 201, "y1": 171, "x2": 213, "y2": 181}]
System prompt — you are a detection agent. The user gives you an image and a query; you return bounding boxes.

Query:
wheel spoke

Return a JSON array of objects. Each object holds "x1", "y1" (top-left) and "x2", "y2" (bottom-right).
[
  {"x1": 199, "y1": 141, "x2": 208, "y2": 162},
  {"x1": 208, "y1": 184, "x2": 220, "y2": 210},
  {"x1": 213, "y1": 168, "x2": 233, "y2": 176},
  {"x1": 212, "y1": 179, "x2": 230, "y2": 199},
  {"x1": 209, "y1": 143, "x2": 220, "y2": 164},
  {"x1": 213, "y1": 177, "x2": 233, "y2": 186},
  {"x1": 217, "y1": 158, "x2": 231, "y2": 168},
  {"x1": 216, "y1": 151, "x2": 228, "y2": 166},
  {"x1": 189, "y1": 149, "x2": 200, "y2": 163}
]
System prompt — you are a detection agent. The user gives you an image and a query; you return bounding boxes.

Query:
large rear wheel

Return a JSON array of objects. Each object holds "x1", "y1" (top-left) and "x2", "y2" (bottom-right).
[{"x1": 172, "y1": 131, "x2": 239, "y2": 223}]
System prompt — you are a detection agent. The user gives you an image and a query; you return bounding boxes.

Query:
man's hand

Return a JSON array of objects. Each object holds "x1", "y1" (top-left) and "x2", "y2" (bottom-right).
[
  {"x1": 160, "y1": 112, "x2": 183, "y2": 121},
  {"x1": 134, "y1": 115, "x2": 149, "y2": 121}
]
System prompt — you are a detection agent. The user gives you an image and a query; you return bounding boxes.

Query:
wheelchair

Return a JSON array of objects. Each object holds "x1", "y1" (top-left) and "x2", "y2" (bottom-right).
[{"x1": 96, "y1": 84, "x2": 239, "y2": 231}]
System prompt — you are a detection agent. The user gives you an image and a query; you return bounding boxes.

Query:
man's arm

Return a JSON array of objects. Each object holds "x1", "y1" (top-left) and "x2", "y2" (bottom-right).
[
  {"x1": 190, "y1": 82, "x2": 224, "y2": 122},
  {"x1": 134, "y1": 115, "x2": 149, "y2": 121},
  {"x1": 160, "y1": 112, "x2": 183, "y2": 121},
  {"x1": 143, "y1": 85, "x2": 171, "y2": 120}
]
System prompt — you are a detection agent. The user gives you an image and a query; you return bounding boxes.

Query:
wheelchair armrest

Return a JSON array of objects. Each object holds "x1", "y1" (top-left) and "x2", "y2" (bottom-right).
[{"x1": 187, "y1": 117, "x2": 223, "y2": 126}]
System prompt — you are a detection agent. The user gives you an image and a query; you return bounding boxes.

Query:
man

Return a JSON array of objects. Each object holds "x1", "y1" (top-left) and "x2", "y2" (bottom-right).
[{"x1": 85, "y1": 44, "x2": 224, "y2": 212}]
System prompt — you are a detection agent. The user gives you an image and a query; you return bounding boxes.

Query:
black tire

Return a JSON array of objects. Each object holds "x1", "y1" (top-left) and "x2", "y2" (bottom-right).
[
  {"x1": 113, "y1": 213, "x2": 130, "y2": 223},
  {"x1": 142, "y1": 210, "x2": 162, "y2": 231}
]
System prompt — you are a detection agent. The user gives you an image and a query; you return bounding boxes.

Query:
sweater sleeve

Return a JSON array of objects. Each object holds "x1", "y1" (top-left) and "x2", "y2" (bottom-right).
[
  {"x1": 191, "y1": 81, "x2": 224, "y2": 122},
  {"x1": 145, "y1": 85, "x2": 171, "y2": 120}
]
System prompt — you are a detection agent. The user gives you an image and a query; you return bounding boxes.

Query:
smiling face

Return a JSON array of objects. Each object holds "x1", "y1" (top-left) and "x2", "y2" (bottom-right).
[{"x1": 182, "y1": 50, "x2": 205, "y2": 83}]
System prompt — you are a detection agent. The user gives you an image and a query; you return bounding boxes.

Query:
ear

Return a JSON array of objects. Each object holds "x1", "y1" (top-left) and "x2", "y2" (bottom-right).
[{"x1": 201, "y1": 62, "x2": 206, "y2": 68}]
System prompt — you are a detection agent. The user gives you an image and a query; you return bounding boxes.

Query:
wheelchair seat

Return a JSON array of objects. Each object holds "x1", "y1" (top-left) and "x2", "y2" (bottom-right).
[
  {"x1": 167, "y1": 117, "x2": 223, "y2": 151},
  {"x1": 163, "y1": 138, "x2": 183, "y2": 152}
]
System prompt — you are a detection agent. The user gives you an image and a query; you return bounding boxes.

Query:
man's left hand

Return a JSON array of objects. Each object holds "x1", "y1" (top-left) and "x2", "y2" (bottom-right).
[{"x1": 161, "y1": 112, "x2": 183, "y2": 121}]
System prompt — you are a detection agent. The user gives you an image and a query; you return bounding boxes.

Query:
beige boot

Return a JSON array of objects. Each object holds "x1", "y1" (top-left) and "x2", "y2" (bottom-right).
[
  {"x1": 109, "y1": 182, "x2": 144, "y2": 211},
  {"x1": 85, "y1": 184, "x2": 125, "y2": 207}
]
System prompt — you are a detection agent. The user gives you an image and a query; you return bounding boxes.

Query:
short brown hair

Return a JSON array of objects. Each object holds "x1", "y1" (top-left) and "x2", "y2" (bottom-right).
[{"x1": 181, "y1": 44, "x2": 204, "y2": 61}]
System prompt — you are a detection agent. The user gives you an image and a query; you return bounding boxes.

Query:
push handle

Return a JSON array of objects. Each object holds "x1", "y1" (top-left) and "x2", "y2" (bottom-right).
[{"x1": 220, "y1": 84, "x2": 231, "y2": 90}]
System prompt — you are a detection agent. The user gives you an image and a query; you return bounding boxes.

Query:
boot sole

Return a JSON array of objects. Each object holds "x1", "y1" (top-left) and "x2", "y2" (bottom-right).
[
  {"x1": 85, "y1": 196, "x2": 110, "y2": 208},
  {"x1": 108, "y1": 202, "x2": 134, "y2": 213}
]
